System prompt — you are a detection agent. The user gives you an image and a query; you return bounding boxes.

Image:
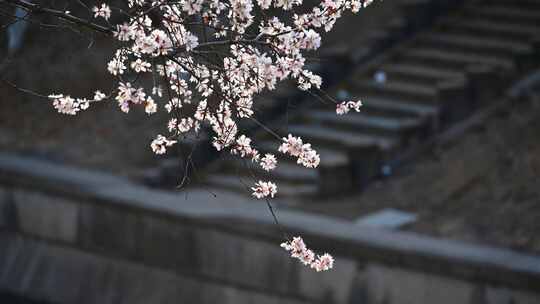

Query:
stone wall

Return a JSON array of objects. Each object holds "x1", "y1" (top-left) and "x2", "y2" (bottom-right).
[{"x1": 1, "y1": 153, "x2": 540, "y2": 304}]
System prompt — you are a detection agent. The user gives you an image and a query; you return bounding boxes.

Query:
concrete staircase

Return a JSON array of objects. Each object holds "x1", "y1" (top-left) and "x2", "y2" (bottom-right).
[{"x1": 201, "y1": 0, "x2": 540, "y2": 199}]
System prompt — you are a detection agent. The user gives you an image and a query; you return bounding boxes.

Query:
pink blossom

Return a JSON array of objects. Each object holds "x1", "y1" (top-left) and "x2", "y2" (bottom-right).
[
  {"x1": 279, "y1": 134, "x2": 304, "y2": 157},
  {"x1": 92, "y1": 4, "x2": 111, "y2": 20},
  {"x1": 251, "y1": 181, "x2": 278, "y2": 199},
  {"x1": 281, "y1": 236, "x2": 334, "y2": 271},
  {"x1": 151, "y1": 135, "x2": 177, "y2": 154},
  {"x1": 336, "y1": 100, "x2": 363, "y2": 115},
  {"x1": 261, "y1": 154, "x2": 277, "y2": 171},
  {"x1": 312, "y1": 253, "x2": 335, "y2": 272}
]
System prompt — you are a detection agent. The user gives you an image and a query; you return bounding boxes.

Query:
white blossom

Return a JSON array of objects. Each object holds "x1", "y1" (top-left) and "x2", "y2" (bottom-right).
[
  {"x1": 261, "y1": 154, "x2": 277, "y2": 171},
  {"x1": 281, "y1": 236, "x2": 334, "y2": 271},
  {"x1": 145, "y1": 97, "x2": 157, "y2": 114},
  {"x1": 251, "y1": 180, "x2": 277, "y2": 199},
  {"x1": 151, "y1": 135, "x2": 177, "y2": 154},
  {"x1": 49, "y1": 95, "x2": 80, "y2": 115},
  {"x1": 93, "y1": 91, "x2": 106, "y2": 101},
  {"x1": 131, "y1": 59, "x2": 151, "y2": 73},
  {"x1": 336, "y1": 100, "x2": 362, "y2": 115},
  {"x1": 92, "y1": 4, "x2": 111, "y2": 20}
]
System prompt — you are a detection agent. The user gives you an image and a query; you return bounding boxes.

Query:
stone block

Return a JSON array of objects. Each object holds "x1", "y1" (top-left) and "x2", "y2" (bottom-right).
[
  {"x1": 362, "y1": 263, "x2": 474, "y2": 304},
  {"x1": 137, "y1": 216, "x2": 199, "y2": 272},
  {"x1": 318, "y1": 162, "x2": 352, "y2": 196},
  {"x1": 298, "y1": 255, "x2": 357, "y2": 304},
  {"x1": 349, "y1": 145, "x2": 381, "y2": 190},
  {"x1": 78, "y1": 204, "x2": 139, "y2": 258},
  {"x1": 437, "y1": 79, "x2": 472, "y2": 125},
  {"x1": 194, "y1": 229, "x2": 299, "y2": 297},
  {"x1": 0, "y1": 187, "x2": 15, "y2": 228},
  {"x1": 511, "y1": 290, "x2": 540, "y2": 304},
  {"x1": 0, "y1": 233, "x2": 309, "y2": 304},
  {"x1": 484, "y1": 286, "x2": 513, "y2": 304},
  {"x1": 466, "y1": 64, "x2": 500, "y2": 107},
  {"x1": 13, "y1": 190, "x2": 78, "y2": 243}
]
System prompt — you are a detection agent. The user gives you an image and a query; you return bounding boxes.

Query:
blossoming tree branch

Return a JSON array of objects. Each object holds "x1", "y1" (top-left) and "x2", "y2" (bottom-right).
[{"x1": 2, "y1": 0, "x2": 373, "y2": 271}]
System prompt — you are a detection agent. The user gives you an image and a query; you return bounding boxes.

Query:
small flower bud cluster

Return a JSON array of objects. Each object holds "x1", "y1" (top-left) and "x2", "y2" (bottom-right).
[
  {"x1": 281, "y1": 236, "x2": 334, "y2": 271},
  {"x1": 336, "y1": 100, "x2": 363, "y2": 115},
  {"x1": 92, "y1": 3, "x2": 111, "y2": 20}
]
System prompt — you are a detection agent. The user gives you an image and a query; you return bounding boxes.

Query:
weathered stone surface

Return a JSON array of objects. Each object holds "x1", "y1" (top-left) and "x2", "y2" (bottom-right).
[
  {"x1": 484, "y1": 287, "x2": 513, "y2": 304},
  {"x1": 3, "y1": 153, "x2": 540, "y2": 299},
  {"x1": 318, "y1": 162, "x2": 352, "y2": 196},
  {"x1": 349, "y1": 145, "x2": 381, "y2": 189},
  {"x1": 195, "y1": 229, "x2": 300, "y2": 298},
  {"x1": 0, "y1": 232, "x2": 309, "y2": 304},
  {"x1": 298, "y1": 255, "x2": 357, "y2": 304},
  {"x1": 511, "y1": 290, "x2": 540, "y2": 304},
  {"x1": 363, "y1": 263, "x2": 474, "y2": 304},
  {"x1": 137, "y1": 216, "x2": 200, "y2": 273},
  {"x1": 78, "y1": 204, "x2": 139, "y2": 258},
  {"x1": 13, "y1": 190, "x2": 78, "y2": 243},
  {"x1": 437, "y1": 78, "x2": 472, "y2": 124},
  {"x1": 355, "y1": 208, "x2": 417, "y2": 230},
  {"x1": 0, "y1": 187, "x2": 15, "y2": 228}
]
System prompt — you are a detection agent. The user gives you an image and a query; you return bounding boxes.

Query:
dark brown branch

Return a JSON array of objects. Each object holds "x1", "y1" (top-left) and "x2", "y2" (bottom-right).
[
  {"x1": 0, "y1": 77, "x2": 50, "y2": 98},
  {"x1": 3, "y1": 0, "x2": 113, "y2": 35}
]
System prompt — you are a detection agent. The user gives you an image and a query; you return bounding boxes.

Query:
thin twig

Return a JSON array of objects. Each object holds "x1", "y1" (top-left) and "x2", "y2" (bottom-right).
[{"x1": 4, "y1": 0, "x2": 113, "y2": 34}]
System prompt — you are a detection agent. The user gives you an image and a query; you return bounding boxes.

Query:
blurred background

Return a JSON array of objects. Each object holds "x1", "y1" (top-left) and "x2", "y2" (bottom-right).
[{"x1": 1, "y1": 0, "x2": 540, "y2": 303}]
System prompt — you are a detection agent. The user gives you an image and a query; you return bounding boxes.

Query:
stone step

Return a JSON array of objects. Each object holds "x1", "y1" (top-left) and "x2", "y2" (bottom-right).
[
  {"x1": 220, "y1": 158, "x2": 318, "y2": 184},
  {"x1": 254, "y1": 139, "x2": 352, "y2": 195},
  {"x1": 347, "y1": 79, "x2": 438, "y2": 104},
  {"x1": 358, "y1": 96, "x2": 439, "y2": 119},
  {"x1": 487, "y1": 0, "x2": 540, "y2": 10},
  {"x1": 463, "y1": 5, "x2": 540, "y2": 27},
  {"x1": 310, "y1": 89, "x2": 435, "y2": 120},
  {"x1": 204, "y1": 173, "x2": 318, "y2": 197},
  {"x1": 287, "y1": 124, "x2": 398, "y2": 151},
  {"x1": 416, "y1": 32, "x2": 532, "y2": 58},
  {"x1": 354, "y1": 208, "x2": 418, "y2": 229},
  {"x1": 400, "y1": 48, "x2": 516, "y2": 72},
  {"x1": 438, "y1": 17, "x2": 540, "y2": 43},
  {"x1": 376, "y1": 63, "x2": 466, "y2": 85},
  {"x1": 303, "y1": 110, "x2": 424, "y2": 141}
]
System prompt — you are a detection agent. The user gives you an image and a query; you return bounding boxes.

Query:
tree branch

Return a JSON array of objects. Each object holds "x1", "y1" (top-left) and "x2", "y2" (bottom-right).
[{"x1": 2, "y1": 0, "x2": 113, "y2": 35}]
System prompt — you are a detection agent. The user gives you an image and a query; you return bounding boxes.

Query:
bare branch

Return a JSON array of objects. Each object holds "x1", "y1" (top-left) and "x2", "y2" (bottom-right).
[{"x1": 2, "y1": 0, "x2": 113, "y2": 35}]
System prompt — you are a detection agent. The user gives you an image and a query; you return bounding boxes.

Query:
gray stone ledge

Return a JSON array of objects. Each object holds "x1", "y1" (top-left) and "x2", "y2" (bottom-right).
[
  {"x1": 13, "y1": 190, "x2": 78, "y2": 243},
  {"x1": 0, "y1": 232, "x2": 311, "y2": 304},
  {"x1": 1, "y1": 153, "x2": 540, "y2": 292}
]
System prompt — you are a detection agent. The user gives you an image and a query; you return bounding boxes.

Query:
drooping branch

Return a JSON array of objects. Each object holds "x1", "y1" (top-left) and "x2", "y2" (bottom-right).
[{"x1": 2, "y1": 0, "x2": 113, "y2": 34}]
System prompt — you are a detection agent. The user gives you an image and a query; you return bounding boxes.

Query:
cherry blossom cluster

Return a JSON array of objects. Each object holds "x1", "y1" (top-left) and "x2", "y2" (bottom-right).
[
  {"x1": 47, "y1": 0, "x2": 376, "y2": 196},
  {"x1": 48, "y1": 91, "x2": 106, "y2": 115},
  {"x1": 41, "y1": 0, "x2": 379, "y2": 273},
  {"x1": 279, "y1": 134, "x2": 320, "y2": 168},
  {"x1": 251, "y1": 180, "x2": 278, "y2": 199},
  {"x1": 336, "y1": 100, "x2": 363, "y2": 115},
  {"x1": 281, "y1": 236, "x2": 334, "y2": 271},
  {"x1": 116, "y1": 82, "x2": 158, "y2": 114},
  {"x1": 151, "y1": 135, "x2": 177, "y2": 154}
]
